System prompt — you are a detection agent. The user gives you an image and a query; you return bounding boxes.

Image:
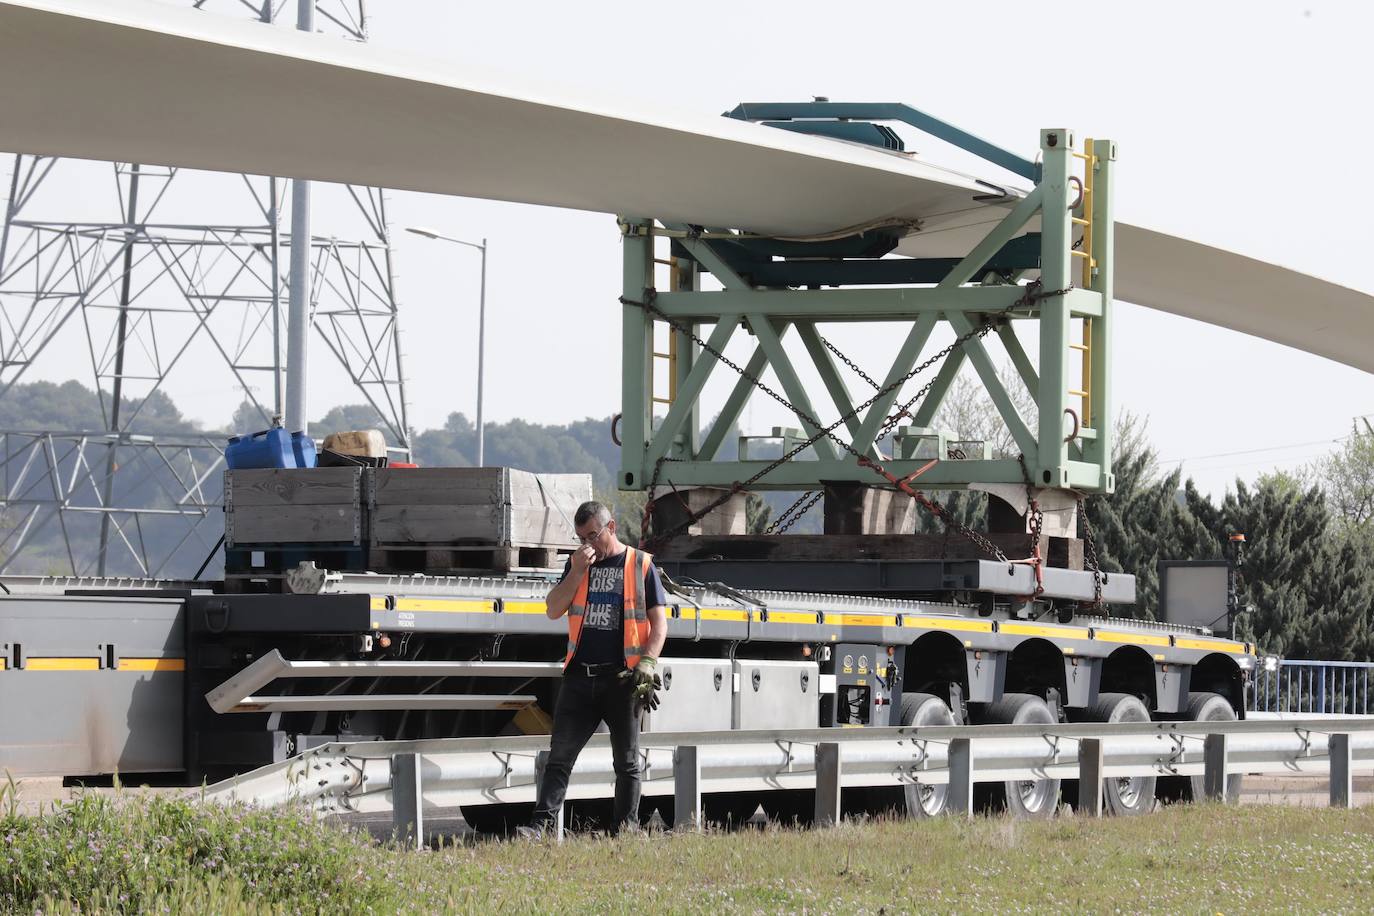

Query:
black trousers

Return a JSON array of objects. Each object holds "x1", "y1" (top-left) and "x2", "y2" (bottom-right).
[{"x1": 531, "y1": 670, "x2": 640, "y2": 833}]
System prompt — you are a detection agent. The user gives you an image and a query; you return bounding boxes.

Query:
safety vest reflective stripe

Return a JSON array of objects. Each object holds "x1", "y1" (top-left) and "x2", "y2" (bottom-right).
[{"x1": 563, "y1": 547, "x2": 655, "y2": 670}]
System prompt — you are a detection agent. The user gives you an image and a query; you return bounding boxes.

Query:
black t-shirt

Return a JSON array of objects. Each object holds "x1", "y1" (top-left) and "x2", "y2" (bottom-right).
[{"x1": 561, "y1": 550, "x2": 667, "y2": 666}]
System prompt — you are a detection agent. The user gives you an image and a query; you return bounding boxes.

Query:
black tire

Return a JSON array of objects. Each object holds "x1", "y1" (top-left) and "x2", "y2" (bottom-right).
[
  {"x1": 1083, "y1": 693, "x2": 1157, "y2": 815},
  {"x1": 1181, "y1": 694, "x2": 1247, "y2": 802},
  {"x1": 862, "y1": 692, "x2": 956, "y2": 818},
  {"x1": 976, "y1": 693, "x2": 1060, "y2": 818},
  {"x1": 459, "y1": 802, "x2": 533, "y2": 836}
]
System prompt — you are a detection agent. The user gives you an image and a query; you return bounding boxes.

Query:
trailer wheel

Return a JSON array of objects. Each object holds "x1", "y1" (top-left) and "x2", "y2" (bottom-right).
[
  {"x1": 977, "y1": 693, "x2": 1060, "y2": 818},
  {"x1": 1159, "y1": 691, "x2": 1243, "y2": 803},
  {"x1": 1084, "y1": 693, "x2": 1157, "y2": 815},
  {"x1": 860, "y1": 692, "x2": 956, "y2": 818}
]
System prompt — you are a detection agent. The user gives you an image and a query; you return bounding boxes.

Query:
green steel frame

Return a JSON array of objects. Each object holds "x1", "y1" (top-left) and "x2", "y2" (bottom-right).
[{"x1": 619, "y1": 129, "x2": 1116, "y2": 495}]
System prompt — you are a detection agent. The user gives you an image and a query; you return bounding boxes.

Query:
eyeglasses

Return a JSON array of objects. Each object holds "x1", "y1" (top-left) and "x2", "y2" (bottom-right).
[{"x1": 576, "y1": 525, "x2": 607, "y2": 545}]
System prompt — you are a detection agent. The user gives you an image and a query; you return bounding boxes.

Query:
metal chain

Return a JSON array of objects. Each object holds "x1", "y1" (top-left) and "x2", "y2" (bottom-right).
[
  {"x1": 766, "y1": 490, "x2": 824, "y2": 534},
  {"x1": 1017, "y1": 454, "x2": 1046, "y2": 597},
  {"x1": 820, "y1": 334, "x2": 881, "y2": 392},
  {"x1": 1076, "y1": 494, "x2": 1105, "y2": 608},
  {"x1": 625, "y1": 281, "x2": 1071, "y2": 551}
]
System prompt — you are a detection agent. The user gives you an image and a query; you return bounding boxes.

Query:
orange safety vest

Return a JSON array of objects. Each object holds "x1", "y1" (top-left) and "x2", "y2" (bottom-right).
[{"x1": 563, "y1": 547, "x2": 653, "y2": 670}]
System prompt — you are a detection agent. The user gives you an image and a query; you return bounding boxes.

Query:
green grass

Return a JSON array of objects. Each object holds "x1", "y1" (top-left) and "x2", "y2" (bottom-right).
[{"x1": 3, "y1": 791, "x2": 1373, "y2": 913}]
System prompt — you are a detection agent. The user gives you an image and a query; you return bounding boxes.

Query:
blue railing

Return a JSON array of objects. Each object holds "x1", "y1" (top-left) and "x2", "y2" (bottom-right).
[{"x1": 1249, "y1": 659, "x2": 1374, "y2": 715}]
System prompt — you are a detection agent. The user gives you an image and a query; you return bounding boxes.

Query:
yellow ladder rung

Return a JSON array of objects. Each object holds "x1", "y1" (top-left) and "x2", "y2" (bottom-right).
[
  {"x1": 653, "y1": 257, "x2": 675, "y2": 266},
  {"x1": 1069, "y1": 343, "x2": 1089, "y2": 352},
  {"x1": 653, "y1": 351, "x2": 672, "y2": 358},
  {"x1": 652, "y1": 397, "x2": 672, "y2": 405},
  {"x1": 1068, "y1": 388, "x2": 1089, "y2": 398},
  {"x1": 1071, "y1": 217, "x2": 1090, "y2": 226},
  {"x1": 1070, "y1": 251, "x2": 1096, "y2": 262}
]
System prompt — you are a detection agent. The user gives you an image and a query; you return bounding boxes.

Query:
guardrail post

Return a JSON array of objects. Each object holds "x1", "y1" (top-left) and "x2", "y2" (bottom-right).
[
  {"x1": 1203, "y1": 733, "x2": 1229, "y2": 802},
  {"x1": 815, "y1": 742, "x2": 842, "y2": 827},
  {"x1": 391, "y1": 752, "x2": 424, "y2": 849},
  {"x1": 534, "y1": 750, "x2": 564, "y2": 842},
  {"x1": 1330, "y1": 733, "x2": 1353, "y2": 808},
  {"x1": 1077, "y1": 738, "x2": 1104, "y2": 816},
  {"x1": 673, "y1": 745, "x2": 702, "y2": 831},
  {"x1": 947, "y1": 738, "x2": 974, "y2": 818}
]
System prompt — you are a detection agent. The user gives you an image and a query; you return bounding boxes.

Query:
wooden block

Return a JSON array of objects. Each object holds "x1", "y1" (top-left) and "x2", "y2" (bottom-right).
[
  {"x1": 822, "y1": 482, "x2": 916, "y2": 535},
  {"x1": 225, "y1": 468, "x2": 363, "y2": 546},
  {"x1": 650, "y1": 487, "x2": 746, "y2": 537}
]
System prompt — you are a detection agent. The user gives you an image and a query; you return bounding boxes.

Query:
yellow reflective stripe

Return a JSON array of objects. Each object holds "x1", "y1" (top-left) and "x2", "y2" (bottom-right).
[
  {"x1": 118, "y1": 658, "x2": 185, "y2": 673},
  {"x1": 768, "y1": 611, "x2": 819, "y2": 625},
  {"x1": 700, "y1": 608, "x2": 748, "y2": 622},
  {"x1": 394, "y1": 598, "x2": 494, "y2": 614},
  {"x1": 370, "y1": 596, "x2": 389, "y2": 611},
  {"x1": 504, "y1": 601, "x2": 548, "y2": 615},
  {"x1": 1175, "y1": 637, "x2": 1248, "y2": 654},
  {"x1": 26, "y1": 657, "x2": 99, "y2": 671},
  {"x1": 0, "y1": 658, "x2": 6, "y2": 670},
  {"x1": 1001, "y1": 623, "x2": 1090, "y2": 639},
  {"x1": 830, "y1": 614, "x2": 898, "y2": 627},
  {"x1": 1095, "y1": 630, "x2": 1170, "y2": 647},
  {"x1": 676, "y1": 607, "x2": 698, "y2": 620},
  {"x1": 903, "y1": 616, "x2": 995, "y2": 633}
]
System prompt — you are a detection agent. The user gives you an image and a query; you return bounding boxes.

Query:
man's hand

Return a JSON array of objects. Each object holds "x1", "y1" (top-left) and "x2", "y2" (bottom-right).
[
  {"x1": 570, "y1": 544, "x2": 595, "y2": 577},
  {"x1": 619, "y1": 656, "x2": 661, "y2": 711}
]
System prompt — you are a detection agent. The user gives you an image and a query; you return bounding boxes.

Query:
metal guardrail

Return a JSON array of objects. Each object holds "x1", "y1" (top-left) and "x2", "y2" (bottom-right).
[
  {"x1": 199, "y1": 716, "x2": 1374, "y2": 845},
  {"x1": 1250, "y1": 659, "x2": 1374, "y2": 715}
]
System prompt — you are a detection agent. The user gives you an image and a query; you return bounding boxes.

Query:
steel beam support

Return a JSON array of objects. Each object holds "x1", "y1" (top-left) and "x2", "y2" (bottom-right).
[
  {"x1": 814, "y1": 741, "x2": 842, "y2": 827},
  {"x1": 795, "y1": 322, "x2": 870, "y2": 451},
  {"x1": 1203, "y1": 733, "x2": 1230, "y2": 802},
  {"x1": 996, "y1": 324, "x2": 1040, "y2": 404},
  {"x1": 1077, "y1": 737, "x2": 1104, "y2": 816},
  {"x1": 850, "y1": 313, "x2": 940, "y2": 457},
  {"x1": 947, "y1": 737, "x2": 974, "y2": 818},
  {"x1": 653, "y1": 284, "x2": 1056, "y2": 320},
  {"x1": 1330, "y1": 733, "x2": 1353, "y2": 808},
  {"x1": 909, "y1": 346, "x2": 968, "y2": 428},
  {"x1": 698, "y1": 339, "x2": 771, "y2": 461},
  {"x1": 1083, "y1": 138, "x2": 1116, "y2": 489},
  {"x1": 673, "y1": 745, "x2": 702, "y2": 831},
  {"x1": 946, "y1": 312, "x2": 1037, "y2": 458},
  {"x1": 746, "y1": 316, "x2": 836, "y2": 461},
  {"x1": 644, "y1": 315, "x2": 741, "y2": 468},
  {"x1": 620, "y1": 217, "x2": 654, "y2": 489},
  {"x1": 1035, "y1": 129, "x2": 1074, "y2": 489},
  {"x1": 391, "y1": 752, "x2": 424, "y2": 849},
  {"x1": 642, "y1": 457, "x2": 1106, "y2": 490}
]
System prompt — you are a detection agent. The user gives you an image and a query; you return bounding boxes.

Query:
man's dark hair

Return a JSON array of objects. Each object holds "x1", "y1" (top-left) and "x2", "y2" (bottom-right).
[{"x1": 574, "y1": 500, "x2": 612, "y2": 528}]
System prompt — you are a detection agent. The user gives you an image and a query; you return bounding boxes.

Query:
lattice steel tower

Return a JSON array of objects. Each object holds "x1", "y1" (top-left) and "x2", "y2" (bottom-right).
[{"x1": 0, "y1": 0, "x2": 411, "y2": 578}]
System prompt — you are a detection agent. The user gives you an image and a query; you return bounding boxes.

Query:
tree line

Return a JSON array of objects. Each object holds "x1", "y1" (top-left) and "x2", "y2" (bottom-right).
[{"x1": 2, "y1": 379, "x2": 1372, "y2": 661}]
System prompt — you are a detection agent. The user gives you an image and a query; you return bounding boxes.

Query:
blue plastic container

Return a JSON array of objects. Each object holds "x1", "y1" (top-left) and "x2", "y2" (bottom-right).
[
  {"x1": 225, "y1": 428, "x2": 297, "y2": 470},
  {"x1": 291, "y1": 430, "x2": 318, "y2": 469}
]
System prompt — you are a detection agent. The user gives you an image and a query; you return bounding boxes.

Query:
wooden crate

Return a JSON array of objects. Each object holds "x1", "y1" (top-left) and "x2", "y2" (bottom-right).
[
  {"x1": 224, "y1": 468, "x2": 364, "y2": 547},
  {"x1": 368, "y1": 467, "x2": 590, "y2": 549}
]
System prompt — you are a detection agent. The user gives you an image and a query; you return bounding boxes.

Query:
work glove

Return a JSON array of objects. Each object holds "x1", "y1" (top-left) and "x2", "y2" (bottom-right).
[{"x1": 620, "y1": 656, "x2": 662, "y2": 711}]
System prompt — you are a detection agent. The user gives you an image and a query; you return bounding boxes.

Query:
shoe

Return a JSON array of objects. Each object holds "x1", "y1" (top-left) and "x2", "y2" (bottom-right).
[{"x1": 514, "y1": 824, "x2": 544, "y2": 841}]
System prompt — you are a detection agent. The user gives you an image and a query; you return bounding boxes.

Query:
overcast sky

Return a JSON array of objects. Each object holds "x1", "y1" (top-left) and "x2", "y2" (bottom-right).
[{"x1": 7, "y1": 0, "x2": 1374, "y2": 498}]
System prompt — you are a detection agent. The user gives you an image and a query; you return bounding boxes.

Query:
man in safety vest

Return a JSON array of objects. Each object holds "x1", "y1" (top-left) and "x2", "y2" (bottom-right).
[{"x1": 524, "y1": 500, "x2": 668, "y2": 837}]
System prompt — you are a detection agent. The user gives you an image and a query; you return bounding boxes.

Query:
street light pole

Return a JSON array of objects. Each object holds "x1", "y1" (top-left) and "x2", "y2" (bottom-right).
[{"x1": 406, "y1": 226, "x2": 488, "y2": 466}]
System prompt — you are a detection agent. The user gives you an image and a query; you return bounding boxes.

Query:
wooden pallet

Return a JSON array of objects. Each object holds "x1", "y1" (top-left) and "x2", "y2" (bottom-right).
[{"x1": 368, "y1": 542, "x2": 575, "y2": 575}]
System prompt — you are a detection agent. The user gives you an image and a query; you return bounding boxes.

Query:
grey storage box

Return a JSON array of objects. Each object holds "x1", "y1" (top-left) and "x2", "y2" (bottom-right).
[
  {"x1": 224, "y1": 467, "x2": 364, "y2": 547},
  {"x1": 368, "y1": 467, "x2": 591, "y2": 573},
  {"x1": 732, "y1": 659, "x2": 819, "y2": 730},
  {"x1": 643, "y1": 657, "x2": 732, "y2": 733}
]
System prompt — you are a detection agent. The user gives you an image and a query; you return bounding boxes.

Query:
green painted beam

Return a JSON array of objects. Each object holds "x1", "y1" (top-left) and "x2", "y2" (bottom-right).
[
  {"x1": 908, "y1": 345, "x2": 967, "y2": 429},
  {"x1": 653, "y1": 284, "x2": 1034, "y2": 321},
  {"x1": 795, "y1": 321, "x2": 873, "y2": 454},
  {"x1": 996, "y1": 323, "x2": 1040, "y2": 403},
  {"x1": 946, "y1": 312, "x2": 1037, "y2": 458},
  {"x1": 698, "y1": 338, "x2": 772, "y2": 460},
  {"x1": 619, "y1": 217, "x2": 653, "y2": 490},
  {"x1": 644, "y1": 314, "x2": 741, "y2": 468},
  {"x1": 746, "y1": 315, "x2": 838, "y2": 461},
  {"x1": 850, "y1": 313, "x2": 940, "y2": 456},
  {"x1": 1034, "y1": 130, "x2": 1074, "y2": 489}
]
